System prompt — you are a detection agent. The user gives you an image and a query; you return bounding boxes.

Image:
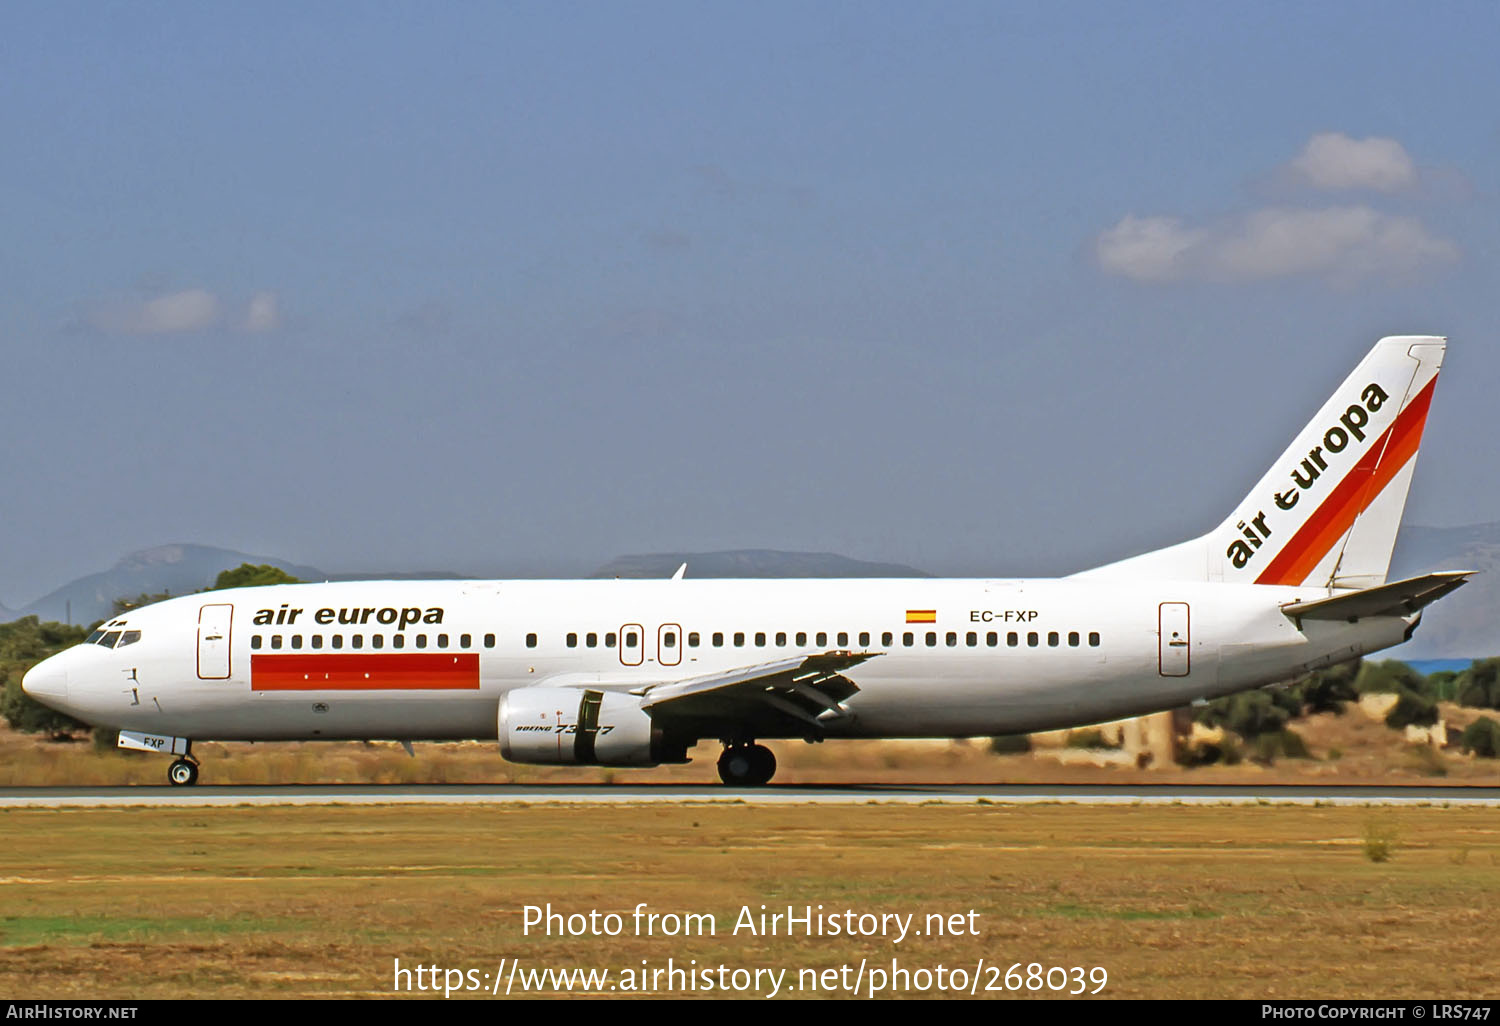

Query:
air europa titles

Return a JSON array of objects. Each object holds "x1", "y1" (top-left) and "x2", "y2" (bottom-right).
[
  {"x1": 1226, "y1": 382, "x2": 1389, "y2": 571},
  {"x1": 251, "y1": 604, "x2": 445, "y2": 628}
]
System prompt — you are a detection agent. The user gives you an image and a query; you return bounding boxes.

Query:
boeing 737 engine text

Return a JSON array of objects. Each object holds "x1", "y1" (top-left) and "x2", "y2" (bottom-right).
[{"x1": 22, "y1": 336, "x2": 1470, "y2": 786}]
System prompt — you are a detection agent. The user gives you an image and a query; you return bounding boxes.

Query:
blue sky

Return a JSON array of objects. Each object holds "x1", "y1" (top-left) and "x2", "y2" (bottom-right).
[{"x1": 2, "y1": 2, "x2": 1497, "y2": 605}]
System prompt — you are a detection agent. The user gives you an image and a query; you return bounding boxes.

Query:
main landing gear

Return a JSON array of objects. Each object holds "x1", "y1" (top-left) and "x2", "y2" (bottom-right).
[
  {"x1": 717, "y1": 742, "x2": 776, "y2": 786},
  {"x1": 167, "y1": 757, "x2": 200, "y2": 787}
]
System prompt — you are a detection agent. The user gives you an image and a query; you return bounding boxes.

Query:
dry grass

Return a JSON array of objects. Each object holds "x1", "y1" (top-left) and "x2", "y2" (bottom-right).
[
  {"x1": 6, "y1": 700, "x2": 1500, "y2": 787},
  {"x1": 2, "y1": 803, "x2": 1498, "y2": 999}
]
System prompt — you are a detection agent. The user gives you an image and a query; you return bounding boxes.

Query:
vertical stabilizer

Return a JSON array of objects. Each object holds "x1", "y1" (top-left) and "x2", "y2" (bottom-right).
[{"x1": 1075, "y1": 336, "x2": 1444, "y2": 587}]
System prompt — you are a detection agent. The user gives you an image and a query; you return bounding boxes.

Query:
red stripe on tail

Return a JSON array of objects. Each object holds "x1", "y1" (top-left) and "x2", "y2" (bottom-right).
[{"x1": 1255, "y1": 378, "x2": 1435, "y2": 587}]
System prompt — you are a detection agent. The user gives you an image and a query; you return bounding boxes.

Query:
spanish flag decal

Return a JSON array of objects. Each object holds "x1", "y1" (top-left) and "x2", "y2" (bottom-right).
[{"x1": 905, "y1": 609, "x2": 937, "y2": 624}]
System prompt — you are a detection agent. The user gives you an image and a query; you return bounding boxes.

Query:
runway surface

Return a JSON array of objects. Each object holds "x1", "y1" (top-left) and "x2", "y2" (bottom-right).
[{"x1": 3, "y1": 783, "x2": 1500, "y2": 807}]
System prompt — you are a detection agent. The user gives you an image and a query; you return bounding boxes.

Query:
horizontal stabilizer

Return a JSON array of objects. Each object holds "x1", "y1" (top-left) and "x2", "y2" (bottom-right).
[{"x1": 1280, "y1": 571, "x2": 1473, "y2": 624}]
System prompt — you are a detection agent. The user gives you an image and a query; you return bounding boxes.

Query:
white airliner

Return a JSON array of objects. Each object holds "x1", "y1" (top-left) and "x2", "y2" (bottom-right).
[{"x1": 23, "y1": 336, "x2": 1470, "y2": 786}]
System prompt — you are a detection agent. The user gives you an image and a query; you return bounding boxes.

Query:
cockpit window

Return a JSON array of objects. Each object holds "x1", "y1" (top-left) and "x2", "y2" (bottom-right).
[
  {"x1": 100, "y1": 631, "x2": 122, "y2": 648},
  {"x1": 117, "y1": 630, "x2": 142, "y2": 648},
  {"x1": 87, "y1": 630, "x2": 105, "y2": 645}
]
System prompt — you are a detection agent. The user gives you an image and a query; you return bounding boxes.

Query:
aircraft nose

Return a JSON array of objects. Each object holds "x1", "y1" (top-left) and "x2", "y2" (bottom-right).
[{"x1": 21, "y1": 660, "x2": 69, "y2": 707}]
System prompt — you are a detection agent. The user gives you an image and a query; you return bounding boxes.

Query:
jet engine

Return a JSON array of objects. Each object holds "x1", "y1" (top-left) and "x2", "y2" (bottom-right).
[{"x1": 498, "y1": 687, "x2": 687, "y2": 766}]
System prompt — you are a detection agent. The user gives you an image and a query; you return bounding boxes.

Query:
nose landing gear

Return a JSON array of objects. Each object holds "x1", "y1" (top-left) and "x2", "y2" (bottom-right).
[
  {"x1": 717, "y1": 742, "x2": 776, "y2": 786},
  {"x1": 117, "y1": 731, "x2": 200, "y2": 784},
  {"x1": 167, "y1": 757, "x2": 199, "y2": 786}
]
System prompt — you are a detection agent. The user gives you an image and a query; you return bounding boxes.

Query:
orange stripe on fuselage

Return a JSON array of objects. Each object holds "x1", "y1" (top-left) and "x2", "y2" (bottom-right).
[
  {"x1": 250, "y1": 652, "x2": 481, "y2": 691},
  {"x1": 1255, "y1": 378, "x2": 1435, "y2": 586}
]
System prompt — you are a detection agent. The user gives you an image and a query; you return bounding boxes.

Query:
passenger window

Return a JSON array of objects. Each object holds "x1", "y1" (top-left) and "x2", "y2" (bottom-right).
[
  {"x1": 687, "y1": 632, "x2": 699, "y2": 648},
  {"x1": 271, "y1": 635, "x2": 283, "y2": 650},
  {"x1": 416, "y1": 635, "x2": 427, "y2": 649},
  {"x1": 1069, "y1": 631, "x2": 1080, "y2": 647},
  {"x1": 882, "y1": 631, "x2": 893, "y2": 646},
  {"x1": 461, "y1": 633, "x2": 472, "y2": 648},
  {"x1": 796, "y1": 632, "x2": 807, "y2": 646},
  {"x1": 351, "y1": 635, "x2": 362, "y2": 649},
  {"x1": 1048, "y1": 632, "x2": 1059, "y2": 647},
  {"x1": 816, "y1": 632, "x2": 827, "y2": 647},
  {"x1": 331, "y1": 635, "x2": 343, "y2": 650},
  {"x1": 526, "y1": 633, "x2": 537, "y2": 648},
  {"x1": 311, "y1": 635, "x2": 323, "y2": 650},
  {"x1": 946, "y1": 632, "x2": 958, "y2": 647},
  {"x1": 755, "y1": 632, "x2": 766, "y2": 647},
  {"x1": 251, "y1": 635, "x2": 263, "y2": 650},
  {"x1": 624, "y1": 631, "x2": 637, "y2": 647},
  {"x1": 1028, "y1": 632, "x2": 1039, "y2": 647},
  {"x1": 903, "y1": 632, "x2": 914, "y2": 646},
  {"x1": 734, "y1": 632, "x2": 745, "y2": 647},
  {"x1": 393, "y1": 635, "x2": 405, "y2": 649},
  {"x1": 1008, "y1": 632, "x2": 1019, "y2": 647},
  {"x1": 859, "y1": 631, "x2": 870, "y2": 647},
  {"x1": 712, "y1": 632, "x2": 723, "y2": 647},
  {"x1": 566, "y1": 633, "x2": 578, "y2": 648},
  {"x1": 664, "y1": 632, "x2": 677, "y2": 648},
  {"x1": 439, "y1": 634, "x2": 451, "y2": 648},
  {"x1": 484, "y1": 634, "x2": 495, "y2": 648},
  {"x1": 586, "y1": 632, "x2": 598, "y2": 648},
  {"x1": 966, "y1": 632, "x2": 977, "y2": 647},
  {"x1": 987, "y1": 631, "x2": 998, "y2": 647},
  {"x1": 775, "y1": 632, "x2": 786, "y2": 646},
  {"x1": 837, "y1": 631, "x2": 849, "y2": 647},
  {"x1": 291, "y1": 635, "x2": 303, "y2": 650},
  {"x1": 605, "y1": 633, "x2": 616, "y2": 648},
  {"x1": 1089, "y1": 632, "x2": 1101, "y2": 647},
  {"x1": 371, "y1": 635, "x2": 383, "y2": 649},
  {"x1": 926, "y1": 632, "x2": 937, "y2": 647}
]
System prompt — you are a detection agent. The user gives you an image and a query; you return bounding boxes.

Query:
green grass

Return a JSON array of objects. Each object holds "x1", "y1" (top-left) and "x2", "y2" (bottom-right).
[
  {"x1": 0, "y1": 913, "x2": 291, "y2": 946},
  {"x1": 3, "y1": 803, "x2": 1499, "y2": 999}
]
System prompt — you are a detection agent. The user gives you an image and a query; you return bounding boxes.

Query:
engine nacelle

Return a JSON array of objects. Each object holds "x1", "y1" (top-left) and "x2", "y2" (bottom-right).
[{"x1": 498, "y1": 687, "x2": 686, "y2": 766}]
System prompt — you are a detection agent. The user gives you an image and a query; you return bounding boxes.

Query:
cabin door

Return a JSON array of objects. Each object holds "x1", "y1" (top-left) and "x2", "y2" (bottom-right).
[
  {"x1": 1159, "y1": 602, "x2": 1190, "y2": 677},
  {"x1": 197, "y1": 603, "x2": 233, "y2": 680}
]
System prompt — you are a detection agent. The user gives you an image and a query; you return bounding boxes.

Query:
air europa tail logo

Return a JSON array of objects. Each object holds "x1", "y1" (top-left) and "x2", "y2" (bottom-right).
[{"x1": 1226, "y1": 382, "x2": 1389, "y2": 571}]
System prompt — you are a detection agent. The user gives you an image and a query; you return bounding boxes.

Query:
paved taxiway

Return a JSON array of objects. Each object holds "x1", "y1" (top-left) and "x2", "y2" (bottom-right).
[{"x1": 3, "y1": 783, "x2": 1499, "y2": 807}]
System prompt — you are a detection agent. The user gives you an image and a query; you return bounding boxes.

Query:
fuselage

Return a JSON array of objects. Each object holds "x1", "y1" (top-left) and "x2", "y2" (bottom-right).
[{"x1": 23, "y1": 576, "x2": 1413, "y2": 745}]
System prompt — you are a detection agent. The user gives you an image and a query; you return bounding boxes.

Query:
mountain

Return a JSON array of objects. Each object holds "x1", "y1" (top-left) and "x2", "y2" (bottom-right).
[
  {"x1": 19, "y1": 544, "x2": 327, "y2": 626},
  {"x1": 1388, "y1": 522, "x2": 1500, "y2": 658},
  {"x1": 591, "y1": 549, "x2": 929, "y2": 579}
]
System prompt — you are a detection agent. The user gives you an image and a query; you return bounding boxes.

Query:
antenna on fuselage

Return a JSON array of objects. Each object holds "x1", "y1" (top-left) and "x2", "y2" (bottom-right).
[{"x1": 672, "y1": 563, "x2": 687, "y2": 580}]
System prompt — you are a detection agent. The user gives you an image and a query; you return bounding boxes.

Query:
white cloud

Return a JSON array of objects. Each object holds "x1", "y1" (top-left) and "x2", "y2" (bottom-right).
[
  {"x1": 1095, "y1": 216, "x2": 1207, "y2": 283},
  {"x1": 1095, "y1": 206, "x2": 1457, "y2": 284},
  {"x1": 242, "y1": 290, "x2": 280, "y2": 333},
  {"x1": 89, "y1": 289, "x2": 221, "y2": 335},
  {"x1": 1285, "y1": 132, "x2": 1418, "y2": 192}
]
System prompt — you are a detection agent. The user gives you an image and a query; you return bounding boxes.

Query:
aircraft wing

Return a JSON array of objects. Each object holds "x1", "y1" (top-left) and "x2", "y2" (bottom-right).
[
  {"x1": 635, "y1": 651, "x2": 879, "y2": 733},
  {"x1": 1280, "y1": 571, "x2": 1473, "y2": 625}
]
